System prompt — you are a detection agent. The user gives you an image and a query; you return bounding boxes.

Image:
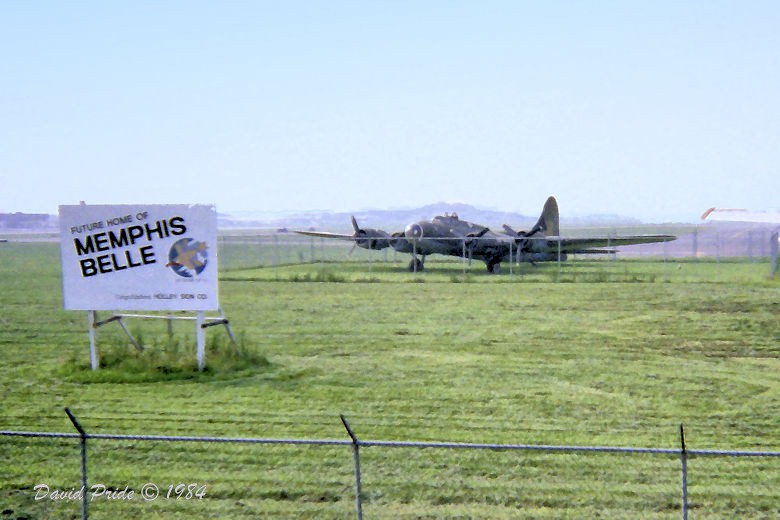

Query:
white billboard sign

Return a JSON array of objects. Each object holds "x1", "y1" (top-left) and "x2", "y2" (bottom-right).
[{"x1": 59, "y1": 204, "x2": 219, "y2": 311}]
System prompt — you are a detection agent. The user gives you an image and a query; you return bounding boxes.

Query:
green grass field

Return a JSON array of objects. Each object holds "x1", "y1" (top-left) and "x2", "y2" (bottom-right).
[{"x1": 1, "y1": 241, "x2": 778, "y2": 518}]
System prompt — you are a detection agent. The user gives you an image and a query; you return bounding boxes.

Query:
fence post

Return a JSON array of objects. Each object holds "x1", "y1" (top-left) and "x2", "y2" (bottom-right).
[
  {"x1": 340, "y1": 415, "x2": 363, "y2": 520},
  {"x1": 679, "y1": 423, "x2": 689, "y2": 520},
  {"x1": 509, "y1": 242, "x2": 513, "y2": 276},
  {"x1": 65, "y1": 408, "x2": 89, "y2": 520}
]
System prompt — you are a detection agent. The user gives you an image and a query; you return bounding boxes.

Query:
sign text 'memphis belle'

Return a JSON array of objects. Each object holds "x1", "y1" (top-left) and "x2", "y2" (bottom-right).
[{"x1": 71, "y1": 217, "x2": 187, "y2": 277}]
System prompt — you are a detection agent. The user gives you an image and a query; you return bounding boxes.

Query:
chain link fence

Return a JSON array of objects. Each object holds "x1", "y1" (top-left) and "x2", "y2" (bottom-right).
[
  {"x1": 217, "y1": 226, "x2": 779, "y2": 278},
  {"x1": 2, "y1": 411, "x2": 778, "y2": 519}
]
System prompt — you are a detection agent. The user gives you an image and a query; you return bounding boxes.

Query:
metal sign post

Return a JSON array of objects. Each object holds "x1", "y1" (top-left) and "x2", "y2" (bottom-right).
[
  {"x1": 87, "y1": 309, "x2": 234, "y2": 371},
  {"x1": 196, "y1": 311, "x2": 205, "y2": 371},
  {"x1": 87, "y1": 311, "x2": 98, "y2": 371}
]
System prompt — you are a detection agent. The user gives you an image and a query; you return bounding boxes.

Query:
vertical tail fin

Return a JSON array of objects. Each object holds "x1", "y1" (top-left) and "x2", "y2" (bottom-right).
[
  {"x1": 527, "y1": 196, "x2": 559, "y2": 237},
  {"x1": 541, "y1": 196, "x2": 559, "y2": 236}
]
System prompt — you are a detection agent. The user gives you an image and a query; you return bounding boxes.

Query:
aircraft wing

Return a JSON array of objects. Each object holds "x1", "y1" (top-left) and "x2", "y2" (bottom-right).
[
  {"x1": 521, "y1": 235, "x2": 675, "y2": 254},
  {"x1": 294, "y1": 217, "x2": 398, "y2": 251},
  {"x1": 294, "y1": 230, "x2": 356, "y2": 241},
  {"x1": 553, "y1": 235, "x2": 675, "y2": 253}
]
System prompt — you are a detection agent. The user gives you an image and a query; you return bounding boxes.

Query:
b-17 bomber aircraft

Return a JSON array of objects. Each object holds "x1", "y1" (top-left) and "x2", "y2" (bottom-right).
[{"x1": 294, "y1": 196, "x2": 676, "y2": 273}]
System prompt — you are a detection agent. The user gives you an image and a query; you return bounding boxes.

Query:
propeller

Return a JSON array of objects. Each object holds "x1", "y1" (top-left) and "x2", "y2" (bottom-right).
[
  {"x1": 502, "y1": 224, "x2": 520, "y2": 236},
  {"x1": 502, "y1": 224, "x2": 541, "y2": 264},
  {"x1": 350, "y1": 216, "x2": 392, "y2": 250},
  {"x1": 503, "y1": 224, "x2": 542, "y2": 252},
  {"x1": 463, "y1": 227, "x2": 490, "y2": 265}
]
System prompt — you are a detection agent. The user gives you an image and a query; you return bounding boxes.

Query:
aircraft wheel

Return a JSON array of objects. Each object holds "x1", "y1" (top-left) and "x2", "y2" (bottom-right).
[
  {"x1": 408, "y1": 258, "x2": 424, "y2": 272},
  {"x1": 487, "y1": 260, "x2": 501, "y2": 274}
]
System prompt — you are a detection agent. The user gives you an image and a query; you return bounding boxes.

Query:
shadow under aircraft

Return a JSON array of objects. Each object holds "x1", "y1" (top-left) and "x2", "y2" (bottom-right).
[{"x1": 294, "y1": 196, "x2": 676, "y2": 273}]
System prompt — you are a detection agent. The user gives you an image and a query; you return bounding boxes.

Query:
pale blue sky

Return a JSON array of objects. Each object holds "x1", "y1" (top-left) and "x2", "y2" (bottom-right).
[{"x1": 2, "y1": 1, "x2": 778, "y2": 222}]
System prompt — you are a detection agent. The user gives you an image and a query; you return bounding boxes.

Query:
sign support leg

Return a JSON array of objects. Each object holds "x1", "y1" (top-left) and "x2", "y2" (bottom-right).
[
  {"x1": 87, "y1": 311, "x2": 98, "y2": 370},
  {"x1": 219, "y1": 307, "x2": 236, "y2": 344},
  {"x1": 196, "y1": 311, "x2": 205, "y2": 371}
]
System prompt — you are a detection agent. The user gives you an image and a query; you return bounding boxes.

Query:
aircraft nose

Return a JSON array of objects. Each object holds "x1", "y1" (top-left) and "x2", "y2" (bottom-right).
[{"x1": 404, "y1": 223, "x2": 424, "y2": 239}]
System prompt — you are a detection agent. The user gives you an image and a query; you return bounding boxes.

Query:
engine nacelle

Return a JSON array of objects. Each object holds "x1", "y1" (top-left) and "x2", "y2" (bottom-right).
[{"x1": 404, "y1": 223, "x2": 424, "y2": 239}]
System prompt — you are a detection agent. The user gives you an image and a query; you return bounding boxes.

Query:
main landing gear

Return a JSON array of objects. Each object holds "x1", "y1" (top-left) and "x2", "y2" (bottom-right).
[
  {"x1": 486, "y1": 259, "x2": 501, "y2": 274},
  {"x1": 408, "y1": 256, "x2": 425, "y2": 272}
]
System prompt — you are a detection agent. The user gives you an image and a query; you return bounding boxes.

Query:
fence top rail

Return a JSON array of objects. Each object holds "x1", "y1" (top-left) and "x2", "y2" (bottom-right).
[
  {"x1": 0, "y1": 430, "x2": 350, "y2": 446},
  {"x1": 0, "y1": 430, "x2": 79, "y2": 439},
  {"x1": 3, "y1": 429, "x2": 779, "y2": 457},
  {"x1": 360, "y1": 439, "x2": 681, "y2": 455},
  {"x1": 688, "y1": 448, "x2": 780, "y2": 457}
]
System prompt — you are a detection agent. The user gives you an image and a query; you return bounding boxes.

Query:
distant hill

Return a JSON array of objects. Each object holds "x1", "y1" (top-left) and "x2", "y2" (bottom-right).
[{"x1": 218, "y1": 203, "x2": 643, "y2": 232}]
